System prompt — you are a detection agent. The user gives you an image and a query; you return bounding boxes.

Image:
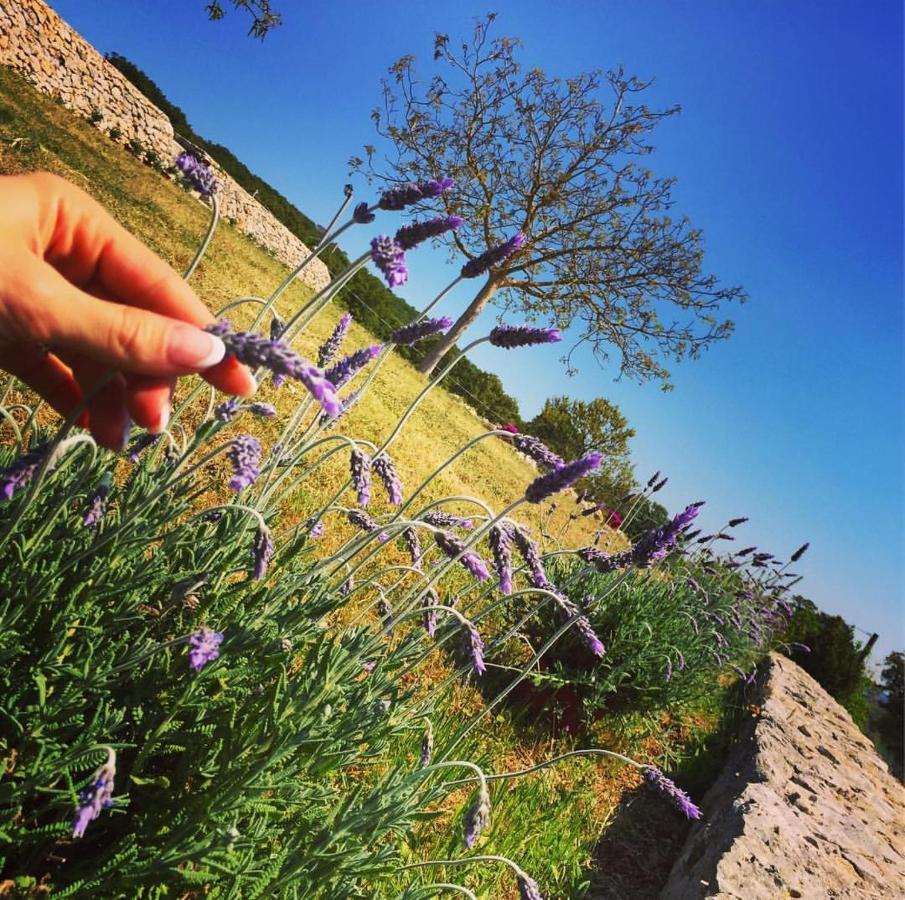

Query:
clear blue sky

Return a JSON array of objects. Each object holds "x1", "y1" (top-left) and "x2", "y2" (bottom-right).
[{"x1": 49, "y1": 0, "x2": 903, "y2": 665}]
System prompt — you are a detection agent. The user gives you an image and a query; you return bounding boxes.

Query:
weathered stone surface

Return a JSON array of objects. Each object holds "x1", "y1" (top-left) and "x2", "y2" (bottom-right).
[
  {"x1": 661, "y1": 653, "x2": 905, "y2": 899},
  {"x1": 0, "y1": 0, "x2": 329, "y2": 292}
]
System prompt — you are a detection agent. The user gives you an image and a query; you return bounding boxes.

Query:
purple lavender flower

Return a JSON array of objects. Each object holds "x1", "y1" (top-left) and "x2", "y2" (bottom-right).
[
  {"x1": 324, "y1": 344, "x2": 382, "y2": 389},
  {"x1": 489, "y1": 524, "x2": 514, "y2": 595},
  {"x1": 227, "y1": 435, "x2": 262, "y2": 492},
  {"x1": 420, "y1": 721, "x2": 433, "y2": 767},
  {"x1": 577, "y1": 545, "x2": 619, "y2": 574},
  {"x1": 489, "y1": 324, "x2": 562, "y2": 349},
  {"x1": 646, "y1": 471, "x2": 661, "y2": 488},
  {"x1": 572, "y1": 611, "x2": 606, "y2": 657},
  {"x1": 631, "y1": 503, "x2": 702, "y2": 566},
  {"x1": 317, "y1": 313, "x2": 352, "y2": 368},
  {"x1": 433, "y1": 530, "x2": 490, "y2": 582},
  {"x1": 525, "y1": 452, "x2": 602, "y2": 504},
  {"x1": 175, "y1": 152, "x2": 217, "y2": 198},
  {"x1": 402, "y1": 527, "x2": 423, "y2": 569},
  {"x1": 645, "y1": 767, "x2": 702, "y2": 820},
  {"x1": 510, "y1": 525, "x2": 549, "y2": 587},
  {"x1": 72, "y1": 749, "x2": 116, "y2": 838},
  {"x1": 252, "y1": 524, "x2": 274, "y2": 580},
  {"x1": 737, "y1": 546, "x2": 757, "y2": 557},
  {"x1": 82, "y1": 473, "x2": 112, "y2": 528},
  {"x1": 424, "y1": 511, "x2": 473, "y2": 530},
  {"x1": 377, "y1": 591, "x2": 393, "y2": 631},
  {"x1": 369, "y1": 235, "x2": 408, "y2": 288},
  {"x1": 790, "y1": 542, "x2": 810, "y2": 562},
  {"x1": 347, "y1": 509, "x2": 389, "y2": 543},
  {"x1": 215, "y1": 397, "x2": 240, "y2": 422},
  {"x1": 249, "y1": 402, "x2": 276, "y2": 418},
  {"x1": 127, "y1": 433, "x2": 160, "y2": 464},
  {"x1": 269, "y1": 314, "x2": 285, "y2": 340},
  {"x1": 652, "y1": 476, "x2": 668, "y2": 492},
  {"x1": 463, "y1": 783, "x2": 491, "y2": 848},
  {"x1": 395, "y1": 215, "x2": 464, "y2": 250},
  {"x1": 188, "y1": 627, "x2": 224, "y2": 672},
  {"x1": 517, "y1": 873, "x2": 544, "y2": 900},
  {"x1": 306, "y1": 517, "x2": 325, "y2": 539},
  {"x1": 352, "y1": 201, "x2": 375, "y2": 224},
  {"x1": 377, "y1": 177, "x2": 455, "y2": 211},
  {"x1": 512, "y1": 434, "x2": 564, "y2": 470},
  {"x1": 206, "y1": 321, "x2": 341, "y2": 416},
  {"x1": 464, "y1": 622, "x2": 486, "y2": 676},
  {"x1": 461, "y1": 232, "x2": 526, "y2": 278},
  {"x1": 664, "y1": 657, "x2": 673, "y2": 682},
  {"x1": 422, "y1": 587, "x2": 439, "y2": 637},
  {"x1": 728, "y1": 517, "x2": 749, "y2": 527},
  {"x1": 373, "y1": 455, "x2": 403, "y2": 506},
  {"x1": 350, "y1": 449, "x2": 372, "y2": 507},
  {"x1": 391, "y1": 316, "x2": 454, "y2": 346}
]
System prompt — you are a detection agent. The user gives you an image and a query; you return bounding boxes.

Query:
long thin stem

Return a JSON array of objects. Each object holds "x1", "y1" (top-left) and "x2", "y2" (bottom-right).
[{"x1": 183, "y1": 194, "x2": 220, "y2": 281}]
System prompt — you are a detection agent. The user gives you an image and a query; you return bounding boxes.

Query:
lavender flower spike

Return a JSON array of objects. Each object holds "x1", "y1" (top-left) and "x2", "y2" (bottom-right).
[
  {"x1": 317, "y1": 312, "x2": 352, "y2": 368},
  {"x1": 422, "y1": 587, "x2": 440, "y2": 637},
  {"x1": 369, "y1": 235, "x2": 408, "y2": 288},
  {"x1": 83, "y1": 473, "x2": 113, "y2": 528},
  {"x1": 525, "y1": 452, "x2": 603, "y2": 504},
  {"x1": 424, "y1": 511, "x2": 473, "y2": 530},
  {"x1": 790, "y1": 542, "x2": 810, "y2": 562},
  {"x1": 395, "y1": 215, "x2": 464, "y2": 250},
  {"x1": 205, "y1": 321, "x2": 341, "y2": 416},
  {"x1": 0, "y1": 443, "x2": 48, "y2": 500},
  {"x1": 512, "y1": 434, "x2": 564, "y2": 470},
  {"x1": 391, "y1": 316, "x2": 454, "y2": 346},
  {"x1": 325, "y1": 344, "x2": 382, "y2": 389},
  {"x1": 402, "y1": 526, "x2": 423, "y2": 569},
  {"x1": 463, "y1": 782, "x2": 491, "y2": 848},
  {"x1": 249, "y1": 402, "x2": 276, "y2": 418},
  {"x1": 352, "y1": 201, "x2": 375, "y2": 224},
  {"x1": 464, "y1": 622, "x2": 486, "y2": 676},
  {"x1": 188, "y1": 627, "x2": 224, "y2": 672},
  {"x1": 378, "y1": 177, "x2": 455, "y2": 211},
  {"x1": 127, "y1": 433, "x2": 160, "y2": 464},
  {"x1": 517, "y1": 873, "x2": 545, "y2": 900},
  {"x1": 489, "y1": 524, "x2": 514, "y2": 595},
  {"x1": 72, "y1": 747, "x2": 116, "y2": 838},
  {"x1": 215, "y1": 398, "x2": 240, "y2": 422},
  {"x1": 373, "y1": 455, "x2": 404, "y2": 506},
  {"x1": 350, "y1": 449, "x2": 372, "y2": 507},
  {"x1": 645, "y1": 767, "x2": 702, "y2": 820},
  {"x1": 510, "y1": 524, "x2": 549, "y2": 588},
  {"x1": 252, "y1": 524, "x2": 274, "y2": 580},
  {"x1": 434, "y1": 530, "x2": 490, "y2": 582},
  {"x1": 489, "y1": 324, "x2": 561, "y2": 349},
  {"x1": 420, "y1": 720, "x2": 433, "y2": 767},
  {"x1": 347, "y1": 509, "x2": 389, "y2": 543},
  {"x1": 462, "y1": 232, "x2": 526, "y2": 278},
  {"x1": 227, "y1": 435, "x2": 262, "y2": 492},
  {"x1": 175, "y1": 152, "x2": 217, "y2": 198}
]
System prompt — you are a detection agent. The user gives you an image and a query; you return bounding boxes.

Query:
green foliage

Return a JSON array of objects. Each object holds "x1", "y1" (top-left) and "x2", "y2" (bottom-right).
[
  {"x1": 876, "y1": 652, "x2": 904, "y2": 778},
  {"x1": 780, "y1": 597, "x2": 867, "y2": 708}
]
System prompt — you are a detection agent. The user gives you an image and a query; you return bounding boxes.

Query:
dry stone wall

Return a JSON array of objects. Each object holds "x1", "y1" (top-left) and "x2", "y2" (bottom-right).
[
  {"x1": 661, "y1": 653, "x2": 905, "y2": 899},
  {"x1": 0, "y1": 0, "x2": 329, "y2": 292}
]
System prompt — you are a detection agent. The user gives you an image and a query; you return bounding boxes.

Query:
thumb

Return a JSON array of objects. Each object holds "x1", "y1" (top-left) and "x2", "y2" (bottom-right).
[{"x1": 25, "y1": 260, "x2": 226, "y2": 376}]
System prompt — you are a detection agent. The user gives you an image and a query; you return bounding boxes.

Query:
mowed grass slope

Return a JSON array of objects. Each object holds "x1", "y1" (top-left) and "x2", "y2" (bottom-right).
[{"x1": 0, "y1": 66, "x2": 618, "y2": 555}]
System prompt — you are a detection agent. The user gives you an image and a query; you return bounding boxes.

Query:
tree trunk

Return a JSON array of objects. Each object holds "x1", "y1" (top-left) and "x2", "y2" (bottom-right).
[{"x1": 416, "y1": 276, "x2": 500, "y2": 376}]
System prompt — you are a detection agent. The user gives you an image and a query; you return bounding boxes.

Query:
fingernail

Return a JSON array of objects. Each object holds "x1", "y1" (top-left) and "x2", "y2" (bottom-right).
[
  {"x1": 149, "y1": 400, "x2": 171, "y2": 435},
  {"x1": 167, "y1": 325, "x2": 226, "y2": 369}
]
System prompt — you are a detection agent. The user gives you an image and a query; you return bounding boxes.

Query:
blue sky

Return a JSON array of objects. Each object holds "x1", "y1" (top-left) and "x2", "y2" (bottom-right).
[{"x1": 50, "y1": 0, "x2": 903, "y2": 665}]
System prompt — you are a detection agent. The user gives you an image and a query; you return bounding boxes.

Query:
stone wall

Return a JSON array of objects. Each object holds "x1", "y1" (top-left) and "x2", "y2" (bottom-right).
[
  {"x1": 0, "y1": 0, "x2": 329, "y2": 292},
  {"x1": 661, "y1": 653, "x2": 905, "y2": 899}
]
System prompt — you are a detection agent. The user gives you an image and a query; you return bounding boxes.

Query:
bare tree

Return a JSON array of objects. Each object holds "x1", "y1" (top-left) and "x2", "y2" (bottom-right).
[
  {"x1": 205, "y1": 1, "x2": 282, "y2": 38},
  {"x1": 353, "y1": 15, "x2": 746, "y2": 385}
]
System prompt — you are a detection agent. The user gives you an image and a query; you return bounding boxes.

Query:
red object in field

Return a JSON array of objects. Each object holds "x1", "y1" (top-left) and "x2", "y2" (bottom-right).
[
  {"x1": 499, "y1": 423, "x2": 519, "y2": 434},
  {"x1": 606, "y1": 510, "x2": 623, "y2": 529}
]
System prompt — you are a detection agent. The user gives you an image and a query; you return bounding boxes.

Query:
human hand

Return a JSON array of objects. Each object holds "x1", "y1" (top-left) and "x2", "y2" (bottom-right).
[{"x1": 0, "y1": 171, "x2": 255, "y2": 449}]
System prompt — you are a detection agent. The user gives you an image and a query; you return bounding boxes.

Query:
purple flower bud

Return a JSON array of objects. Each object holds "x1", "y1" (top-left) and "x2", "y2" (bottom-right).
[
  {"x1": 377, "y1": 591, "x2": 393, "y2": 631},
  {"x1": 269, "y1": 314, "x2": 285, "y2": 340},
  {"x1": 127, "y1": 433, "x2": 160, "y2": 464},
  {"x1": 347, "y1": 509, "x2": 389, "y2": 543},
  {"x1": 378, "y1": 177, "x2": 454, "y2": 211},
  {"x1": 420, "y1": 721, "x2": 433, "y2": 766},
  {"x1": 737, "y1": 546, "x2": 757, "y2": 557},
  {"x1": 463, "y1": 782, "x2": 491, "y2": 848},
  {"x1": 646, "y1": 471, "x2": 661, "y2": 488},
  {"x1": 324, "y1": 345, "x2": 382, "y2": 389},
  {"x1": 227, "y1": 435, "x2": 262, "y2": 492},
  {"x1": 175, "y1": 152, "x2": 217, "y2": 198},
  {"x1": 424, "y1": 511, "x2": 473, "y2": 530},
  {"x1": 512, "y1": 434, "x2": 564, "y2": 470},
  {"x1": 252, "y1": 524, "x2": 274, "y2": 580},
  {"x1": 391, "y1": 316, "x2": 454, "y2": 346},
  {"x1": 317, "y1": 313, "x2": 352, "y2": 368},
  {"x1": 395, "y1": 215, "x2": 464, "y2": 250},
  {"x1": 369, "y1": 235, "x2": 408, "y2": 288},
  {"x1": 463, "y1": 622, "x2": 486, "y2": 676},
  {"x1": 790, "y1": 542, "x2": 810, "y2": 562},
  {"x1": 188, "y1": 627, "x2": 224, "y2": 672},
  {"x1": 664, "y1": 657, "x2": 673, "y2": 682},
  {"x1": 373, "y1": 455, "x2": 403, "y2": 506},
  {"x1": 652, "y1": 477, "x2": 668, "y2": 492},
  {"x1": 215, "y1": 397, "x2": 240, "y2": 422},
  {"x1": 350, "y1": 449, "x2": 372, "y2": 507},
  {"x1": 728, "y1": 517, "x2": 749, "y2": 527},
  {"x1": 422, "y1": 587, "x2": 439, "y2": 637},
  {"x1": 517, "y1": 873, "x2": 544, "y2": 900},
  {"x1": 461, "y1": 232, "x2": 525, "y2": 278},
  {"x1": 249, "y1": 403, "x2": 276, "y2": 418},
  {"x1": 306, "y1": 517, "x2": 325, "y2": 539},
  {"x1": 489, "y1": 524, "x2": 514, "y2": 595},
  {"x1": 352, "y1": 201, "x2": 375, "y2": 224},
  {"x1": 402, "y1": 527, "x2": 423, "y2": 569},
  {"x1": 510, "y1": 525, "x2": 549, "y2": 588},
  {"x1": 206, "y1": 321, "x2": 341, "y2": 416},
  {"x1": 525, "y1": 453, "x2": 602, "y2": 504},
  {"x1": 82, "y1": 473, "x2": 112, "y2": 528},
  {"x1": 72, "y1": 749, "x2": 116, "y2": 838},
  {"x1": 489, "y1": 324, "x2": 561, "y2": 349},
  {"x1": 434, "y1": 530, "x2": 490, "y2": 582},
  {"x1": 645, "y1": 767, "x2": 701, "y2": 820}
]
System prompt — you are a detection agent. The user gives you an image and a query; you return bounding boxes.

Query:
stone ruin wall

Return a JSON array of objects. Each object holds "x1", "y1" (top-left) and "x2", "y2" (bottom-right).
[{"x1": 0, "y1": 0, "x2": 329, "y2": 293}]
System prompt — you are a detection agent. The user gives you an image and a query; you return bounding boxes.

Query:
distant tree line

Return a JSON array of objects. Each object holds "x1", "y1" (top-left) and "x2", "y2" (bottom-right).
[{"x1": 104, "y1": 52, "x2": 524, "y2": 425}]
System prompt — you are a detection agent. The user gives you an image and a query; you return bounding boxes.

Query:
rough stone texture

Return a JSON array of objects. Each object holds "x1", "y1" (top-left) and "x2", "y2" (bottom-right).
[
  {"x1": 661, "y1": 653, "x2": 905, "y2": 899},
  {"x1": 0, "y1": 0, "x2": 329, "y2": 292}
]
